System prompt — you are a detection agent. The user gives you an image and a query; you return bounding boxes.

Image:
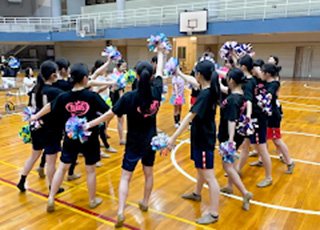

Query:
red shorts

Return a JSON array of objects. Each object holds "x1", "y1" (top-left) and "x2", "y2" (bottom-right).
[
  {"x1": 267, "y1": 128, "x2": 281, "y2": 140},
  {"x1": 190, "y1": 97, "x2": 197, "y2": 105}
]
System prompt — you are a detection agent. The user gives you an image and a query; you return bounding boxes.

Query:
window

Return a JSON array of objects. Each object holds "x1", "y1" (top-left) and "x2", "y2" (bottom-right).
[{"x1": 178, "y1": 47, "x2": 186, "y2": 59}]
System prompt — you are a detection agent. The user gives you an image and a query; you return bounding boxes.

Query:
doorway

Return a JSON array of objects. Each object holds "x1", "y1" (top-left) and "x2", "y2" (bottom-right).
[
  {"x1": 172, "y1": 37, "x2": 197, "y2": 73},
  {"x1": 293, "y1": 46, "x2": 313, "y2": 79}
]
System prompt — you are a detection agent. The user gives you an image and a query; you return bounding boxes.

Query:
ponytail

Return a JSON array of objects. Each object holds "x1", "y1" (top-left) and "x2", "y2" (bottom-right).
[
  {"x1": 136, "y1": 61, "x2": 154, "y2": 114},
  {"x1": 34, "y1": 60, "x2": 57, "y2": 109},
  {"x1": 210, "y1": 71, "x2": 220, "y2": 105}
]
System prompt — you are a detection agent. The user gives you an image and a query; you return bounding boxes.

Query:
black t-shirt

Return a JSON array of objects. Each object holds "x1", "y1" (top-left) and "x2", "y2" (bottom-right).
[
  {"x1": 112, "y1": 76, "x2": 163, "y2": 153},
  {"x1": 252, "y1": 81, "x2": 268, "y2": 121},
  {"x1": 265, "y1": 81, "x2": 281, "y2": 127},
  {"x1": 51, "y1": 88, "x2": 109, "y2": 132},
  {"x1": 30, "y1": 84, "x2": 64, "y2": 136},
  {"x1": 190, "y1": 88, "x2": 217, "y2": 151},
  {"x1": 219, "y1": 93, "x2": 246, "y2": 142},
  {"x1": 53, "y1": 79, "x2": 74, "y2": 91},
  {"x1": 242, "y1": 77, "x2": 257, "y2": 102}
]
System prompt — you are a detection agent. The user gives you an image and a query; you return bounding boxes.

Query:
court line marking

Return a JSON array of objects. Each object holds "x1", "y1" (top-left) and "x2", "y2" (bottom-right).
[
  {"x1": 171, "y1": 140, "x2": 320, "y2": 216},
  {"x1": 304, "y1": 84, "x2": 320, "y2": 90},
  {"x1": 0, "y1": 159, "x2": 214, "y2": 230},
  {"x1": 0, "y1": 177, "x2": 137, "y2": 230},
  {"x1": 280, "y1": 100, "x2": 320, "y2": 108},
  {"x1": 282, "y1": 107, "x2": 320, "y2": 113},
  {"x1": 280, "y1": 95, "x2": 320, "y2": 100}
]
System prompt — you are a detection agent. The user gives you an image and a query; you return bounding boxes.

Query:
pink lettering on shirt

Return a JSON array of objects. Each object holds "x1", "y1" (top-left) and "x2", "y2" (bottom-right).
[{"x1": 66, "y1": 101, "x2": 90, "y2": 117}]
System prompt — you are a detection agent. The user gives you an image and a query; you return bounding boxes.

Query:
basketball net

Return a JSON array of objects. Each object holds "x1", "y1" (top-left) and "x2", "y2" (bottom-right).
[
  {"x1": 79, "y1": 30, "x2": 86, "y2": 38},
  {"x1": 187, "y1": 27, "x2": 195, "y2": 36}
]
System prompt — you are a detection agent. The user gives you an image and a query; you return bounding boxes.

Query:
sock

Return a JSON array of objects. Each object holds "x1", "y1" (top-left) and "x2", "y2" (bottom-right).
[
  {"x1": 17, "y1": 175, "x2": 27, "y2": 192},
  {"x1": 174, "y1": 115, "x2": 179, "y2": 124},
  {"x1": 177, "y1": 114, "x2": 181, "y2": 123}
]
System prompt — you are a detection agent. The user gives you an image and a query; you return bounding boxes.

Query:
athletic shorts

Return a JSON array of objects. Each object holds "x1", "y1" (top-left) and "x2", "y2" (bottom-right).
[
  {"x1": 250, "y1": 118, "x2": 267, "y2": 144},
  {"x1": 122, "y1": 150, "x2": 156, "y2": 172},
  {"x1": 60, "y1": 134, "x2": 100, "y2": 165},
  {"x1": 267, "y1": 127, "x2": 281, "y2": 140},
  {"x1": 190, "y1": 96, "x2": 197, "y2": 105},
  {"x1": 31, "y1": 131, "x2": 61, "y2": 155},
  {"x1": 191, "y1": 149, "x2": 214, "y2": 169}
]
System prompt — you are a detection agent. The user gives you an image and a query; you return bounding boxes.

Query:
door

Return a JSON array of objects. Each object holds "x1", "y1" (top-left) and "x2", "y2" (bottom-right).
[{"x1": 294, "y1": 46, "x2": 313, "y2": 79}]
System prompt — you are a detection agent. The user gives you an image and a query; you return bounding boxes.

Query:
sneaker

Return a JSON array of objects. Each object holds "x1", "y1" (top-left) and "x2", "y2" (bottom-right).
[
  {"x1": 100, "y1": 152, "x2": 111, "y2": 158},
  {"x1": 17, "y1": 181, "x2": 26, "y2": 192},
  {"x1": 279, "y1": 154, "x2": 286, "y2": 164},
  {"x1": 196, "y1": 214, "x2": 219, "y2": 225},
  {"x1": 285, "y1": 162, "x2": 295, "y2": 174},
  {"x1": 105, "y1": 147, "x2": 117, "y2": 153},
  {"x1": 138, "y1": 200, "x2": 148, "y2": 212},
  {"x1": 115, "y1": 213, "x2": 125, "y2": 228},
  {"x1": 120, "y1": 139, "x2": 126, "y2": 145},
  {"x1": 181, "y1": 192, "x2": 201, "y2": 201},
  {"x1": 36, "y1": 166, "x2": 46, "y2": 178},
  {"x1": 96, "y1": 162, "x2": 103, "y2": 167},
  {"x1": 174, "y1": 123, "x2": 180, "y2": 128},
  {"x1": 188, "y1": 125, "x2": 191, "y2": 130},
  {"x1": 242, "y1": 192, "x2": 253, "y2": 211},
  {"x1": 220, "y1": 186, "x2": 233, "y2": 194},
  {"x1": 89, "y1": 197, "x2": 103, "y2": 209},
  {"x1": 249, "y1": 150, "x2": 258, "y2": 157},
  {"x1": 257, "y1": 178, "x2": 273, "y2": 188},
  {"x1": 67, "y1": 174, "x2": 81, "y2": 181},
  {"x1": 250, "y1": 161, "x2": 263, "y2": 167},
  {"x1": 47, "y1": 198, "x2": 55, "y2": 213}
]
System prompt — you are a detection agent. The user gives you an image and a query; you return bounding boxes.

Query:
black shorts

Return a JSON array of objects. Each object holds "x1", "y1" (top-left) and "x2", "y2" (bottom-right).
[
  {"x1": 61, "y1": 133, "x2": 100, "y2": 165},
  {"x1": 31, "y1": 130, "x2": 61, "y2": 155},
  {"x1": 250, "y1": 117, "x2": 268, "y2": 144},
  {"x1": 110, "y1": 89, "x2": 124, "y2": 105},
  {"x1": 191, "y1": 148, "x2": 214, "y2": 169},
  {"x1": 122, "y1": 150, "x2": 156, "y2": 172}
]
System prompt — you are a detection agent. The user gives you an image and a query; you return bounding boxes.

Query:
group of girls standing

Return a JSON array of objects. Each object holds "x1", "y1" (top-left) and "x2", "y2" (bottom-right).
[{"x1": 16, "y1": 41, "x2": 294, "y2": 227}]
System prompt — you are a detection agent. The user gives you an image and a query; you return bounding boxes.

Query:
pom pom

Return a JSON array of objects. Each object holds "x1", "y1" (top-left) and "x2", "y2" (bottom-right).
[
  {"x1": 174, "y1": 95, "x2": 184, "y2": 105},
  {"x1": 103, "y1": 96, "x2": 113, "y2": 108},
  {"x1": 219, "y1": 141, "x2": 239, "y2": 163},
  {"x1": 237, "y1": 115, "x2": 257, "y2": 136},
  {"x1": 22, "y1": 107, "x2": 43, "y2": 131},
  {"x1": 19, "y1": 125, "x2": 32, "y2": 144},
  {"x1": 109, "y1": 73, "x2": 127, "y2": 90},
  {"x1": 161, "y1": 95, "x2": 166, "y2": 102},
  {"x1": 124, "y1": 69, "x2": 136, "y2": 84},
  {"x1": 147, "y1": 33, "x2": 172, "y2": 52},
  {"x1": 200, "y1": 56, "x2": 215, "y2": 63},
  {"x1": 101, "y1": 46, "x2": 122, "y2": 61},
  {"x1": 165, "y1": 57, "x2": 179, "y2": 76},
  {"x1": 151, "y1": 133, "x2": 170, "y2": 156},
  {"x1": 255, "y1": 84, "x2": 272, "y2": 116},
  {"x1": 65, "y1": 116, "x2": 92, "y2": 143},
  {"x1": 9, "y1": 57, "x2": 21, "y2": 68},
  {"x1": 219, "y1": 41, "x2": 254, "y2": 60}
]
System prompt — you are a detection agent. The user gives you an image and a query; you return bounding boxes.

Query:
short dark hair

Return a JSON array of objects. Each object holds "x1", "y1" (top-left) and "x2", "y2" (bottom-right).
[
  {"x1": 151, "y1": 56, "x2": 158, "y2": 64},
  {"x1": 55, "y1": 58, "x2": 70, "y2": 71},
  {"x1": 70, "y1": 63, "x2": 89, "y2": 83}
]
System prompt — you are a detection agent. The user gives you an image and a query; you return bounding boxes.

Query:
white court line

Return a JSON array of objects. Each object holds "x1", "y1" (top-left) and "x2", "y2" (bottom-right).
[
  {"x1": 280, "y1": 100, "x2": 320, "y2": 108},
  {"x1": 171, "y1": 140, "x2": 320, "y2": 215},
  {"x1": 282, "y1": 107, "x2": 320, "y2": 113},
  {"x1": 304, "y1": 84, "x2": 320, "y2": 90},
  {"x1": 281, "y1": 95, "x2": 320, "y2": 100}
]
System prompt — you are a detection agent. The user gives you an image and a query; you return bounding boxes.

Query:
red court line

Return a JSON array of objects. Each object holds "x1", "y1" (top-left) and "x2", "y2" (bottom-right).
[{"x1": 0, "y1": 177, "x2": 140, "y2": 230}]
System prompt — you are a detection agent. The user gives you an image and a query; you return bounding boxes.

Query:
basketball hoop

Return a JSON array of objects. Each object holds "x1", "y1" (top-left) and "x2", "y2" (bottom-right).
[
  {"x1": 79, "y1": 30, "x2": 86, "y2": 38},
  {"x1": 187, "y1": 27, "x2": 195, "y2": 36}
]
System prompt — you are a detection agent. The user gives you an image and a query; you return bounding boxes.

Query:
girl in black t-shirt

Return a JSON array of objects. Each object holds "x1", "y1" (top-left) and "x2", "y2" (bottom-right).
[
  {"x1": 85, "y1": 51, "x2": 164, "y2": 228},
  {"x1": 31, "y1": 63, "x2": 110, "y2": 213},
  {"x1": 167, "y1": 60, "x2": 220, "y2": 225},
  {"x1": 17, "y1": 61, "x2": 64, "y2": 194},
  {"x1": 263, "y1": 64, "x2": 295, "y2": 174},
  {"x1": 218, "y1": 68, "x2": 253, "y2": 210}
]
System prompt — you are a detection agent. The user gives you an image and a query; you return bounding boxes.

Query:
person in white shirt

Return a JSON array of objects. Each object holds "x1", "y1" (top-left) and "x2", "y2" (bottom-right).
[{"x1": 23, "y1": 67, "x2": 36, "y2": 94}]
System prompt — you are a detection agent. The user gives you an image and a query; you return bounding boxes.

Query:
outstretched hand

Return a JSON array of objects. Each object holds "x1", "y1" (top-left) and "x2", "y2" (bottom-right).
[{"x1": 167, "y1": 136, "x2": 176, "y2": 150}]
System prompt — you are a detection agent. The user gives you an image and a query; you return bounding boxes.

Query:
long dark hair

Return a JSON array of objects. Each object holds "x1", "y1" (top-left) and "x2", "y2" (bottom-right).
[
  {"x1": 195, "y1": 60, "x2": 220, "y2": 108},
  {"x1": 136, "y1": 61, "x2": 154, "y2": 113},
  {"x1": 34, "y1": 60, "x2": 57, "y2": 109},
  {"x1": 91, "y1": 59, "x2": 104, "y2": 74}
]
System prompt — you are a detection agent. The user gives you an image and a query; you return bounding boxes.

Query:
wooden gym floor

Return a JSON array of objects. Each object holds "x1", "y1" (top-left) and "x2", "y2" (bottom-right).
[{"x1": 0, "y1": 80, "x2": 320, "y2": 230}]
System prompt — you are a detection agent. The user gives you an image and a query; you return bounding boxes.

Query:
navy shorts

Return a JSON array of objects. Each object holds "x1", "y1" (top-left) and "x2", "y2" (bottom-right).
[
  {"x1": 250, "y1": 119, "x2": 267, "y2": 144},
  {"x1": 31, "y1": 131, "x2": 61, "y2": 155},
  {"x1": 61, "y1": 134, "x2": 100, "y2": 165},
  {"x1": 191, "y1": 149, "x2": 214, "y2": 169},
  {"x1": 122, "y1": 150, "x2": 156, "y2": 172}
]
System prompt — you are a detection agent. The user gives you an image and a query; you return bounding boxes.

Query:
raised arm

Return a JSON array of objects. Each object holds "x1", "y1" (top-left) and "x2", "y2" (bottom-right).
[
  {"x1": 155, "y1": 51, "x2": 164, "y2": 78},
  {"x1": 90, "y1": 57, "x2": 111, "y2": 80},
  {"x1": 176, "y1": 68, "x2": 200, "y2": 89},
  {"x1": 87, "y1": 79, "x2": 116, "y2": 88}
]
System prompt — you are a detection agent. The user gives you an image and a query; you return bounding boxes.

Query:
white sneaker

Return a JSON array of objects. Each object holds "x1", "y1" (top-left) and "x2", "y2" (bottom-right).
[
  {"x1": 100, "y1": 152, "x2": 110, "y2": 158},
  {"x1": 188, "y1": 125, "x2": 191, "y2": 130},
  {"x1": 105, "y1": 147, "x2": 117, "y2": 153},
  {"x1": 96, "y1": 162, "x2": 103, "y2": 167},
  {"x1": 174, "y1": 123, "x2": 180, "y2": 128}
]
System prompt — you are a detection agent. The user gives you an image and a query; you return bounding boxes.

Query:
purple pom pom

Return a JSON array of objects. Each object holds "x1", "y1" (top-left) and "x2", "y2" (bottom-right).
[
  {"x1": 147, "y1": 33, "x2": 172, "y2": 52},
  {"x1": 219, "y1": 141, "x2": 238, "y2": 163},
  {"x1": 65, "y1": 116, "x2": 92, "y2": 143},
  {"x1": 165, "y1": 57, "x2": 179, "y2": 76},
  {"x1": 22, "y1": 107, "x2": 43, "y2": 131},
  {"x1": 151, "y1": 133, "x2": 169, "y2": 151},
  {"x1": 102, "y1": 46, "x2": 122, "y2": 61}
]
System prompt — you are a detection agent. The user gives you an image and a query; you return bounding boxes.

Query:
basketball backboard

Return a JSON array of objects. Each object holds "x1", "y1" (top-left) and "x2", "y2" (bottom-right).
[{"x1": 180, "y1": 10, "x2": 208, "y2": 34}]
